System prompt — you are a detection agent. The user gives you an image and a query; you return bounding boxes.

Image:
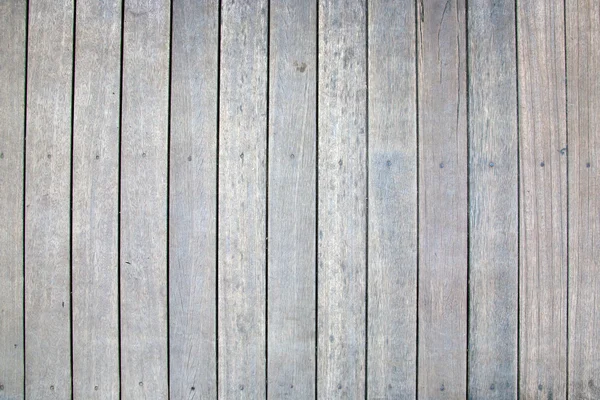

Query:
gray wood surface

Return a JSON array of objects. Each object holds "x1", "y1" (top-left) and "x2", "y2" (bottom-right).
[
  {"x1": 0, "y1": 1, "x2": 26, "y2": 399},
  {"x1": 120, "y1": 0, "x2": 170, "y2": 397},
  {"x1": 317, "y1": 0, "x2": 367, "y2": 397},
  {"x1": 467, "y1": 1, "x2": 518, "y2": 398},
  {"x1": 567, "y1": 0, "x2": 600, "y2": 397},
  {"x1": 417, "y1": 0, "x2": 468, "y2": 398},
  {"x1": 24, "y1": 0, "x2": 74, "y2": 397},
  {"x1": 517, "y1": 1, "x2": 568, "y2": 398},
  {"x1": 218, "y1": 1, "x2": 268, "y2": 398},
  {"x1": 169, "y1": 0, "x2": 218, "y2": 398},
  {"x1": 367, "y1": 0, "x2": 417, "y2": 398},
  {"x1": 268, "y1": 0, "x2": 316, "y2": 398},
  {"x1": 71, "y1": 0, "x2": 121, "y2": 398}
]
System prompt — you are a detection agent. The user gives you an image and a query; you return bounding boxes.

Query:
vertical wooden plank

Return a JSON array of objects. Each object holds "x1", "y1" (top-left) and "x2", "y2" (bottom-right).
[
  {"x1": 268, "y1": 0, "x2": 316, "y2": 398},
  {"x1": 218, "y1": 0, "x2": 268, "y2": 398},
  {"x1": 317, "y1": 0, "x2": 367, "y2": 397},
  {"x1": 567, "y1": 0, "x2": 600, "y2": 397},
  {"x1": 467, "y1": 0, "x2": 518, "y2": 398},
  {"x1": 169, "y1": 0, "x2": 218, "y2": 398},
  {"x1": 71, "y1": 0, "x2": 121, "y2": 398},
  {"x1": 417, "y1": 0, "x2": 467, "y2": 398},
  {"x1": 120, "y1": 0, "x2": 170, "y2": 397},
  {"x1": 24, "y1": 0, "x2": 73, "y2": 397},
  {"x1": 517, "y1": 1, "x2": 568, "y2": 398},
  {"x1": 0, "y1": 1, "x2": 26, "y2": 398},
  {"x1": 367, "y1": 0, "x2": 417, "y2": 398}
]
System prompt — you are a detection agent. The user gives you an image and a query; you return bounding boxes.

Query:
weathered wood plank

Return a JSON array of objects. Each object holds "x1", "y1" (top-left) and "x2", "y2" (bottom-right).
[
  {"x1": 517, "y1": 1, "x2": 568, "y2": 398},
  {"x1": 268, "y1": 0, "x2": 316, "y2": 398},
  {"x1": 566, "y1": 0, "x2": 600, "y2": 397},
  {"x1": 71, "y1": 0, "x2": 121, "y2": 398},
  {"x1": 467, "y1": 1, "x2": 518, "y2": 398},
  {"x1": 417, "y1": 0, "x2": 468, "y2": 397},
  {"x1": 169, "y1": 0, "x2": 218, "y2": 398},
  {"x1": 367, "y1": 0, "x2": 417, "y2": 398},
  {"x1": 218, "y1": 0, "x2": 268, "y2": 398},
  {"x1": 317, "y1": 0, "x2": 367, "y2": 397},
  {"x1": 0, "y1": 1, "x2": 26, "y2": 398},
  {"x1": 120, "y1": 0, "x2": 170, "y2": 397},
  {"x1": 24, "y1": 0, "x2": 74, "y2": 397}
]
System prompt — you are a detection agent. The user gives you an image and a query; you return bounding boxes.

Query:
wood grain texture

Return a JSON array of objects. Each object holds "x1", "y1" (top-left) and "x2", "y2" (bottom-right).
[
  {"x1": 24, "y1": 0, "x2": 73, "y2": 397},
  {"x1": 71, "y1": 0, "x2": 121, "y2": 398},
  {"x1": 567, "y1": 0, "x2": 600, "y2": 397},
  {"x1": 268, "y1": 0, "x2": 316, "y2": 398},
  {"x1": 0, "y1": 1, "x2": 26, "y2": 399},
  {"x1": 317, "y1": 0, "x2": 367, "y2": 397},
  {"x1": 169, "y1": 1, "x2": 218, "y2": 398},
  {"x1": 367, "y1": 0, "x2": 417, "y2": 398},
  {"x1": 467, "y1": 1, "x2": 518, "y2": 398},
  {"x1": 417, "y1": 0, "x2": 468, "y2": 397},
  {"x1": 120, "y1": 0, "x2": 170, "y2": 397},
  {"x1": 218, "y1": 0, "x2": 268, "y2": 398},
  {"x1": 517, "y1": 1, "x2": 568, "y2": 398}
]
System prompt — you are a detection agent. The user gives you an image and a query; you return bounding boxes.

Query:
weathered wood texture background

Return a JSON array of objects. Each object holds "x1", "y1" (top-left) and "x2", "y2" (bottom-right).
[{"x1": 0, "y1": 0, "x2": 597, "y2": 399}]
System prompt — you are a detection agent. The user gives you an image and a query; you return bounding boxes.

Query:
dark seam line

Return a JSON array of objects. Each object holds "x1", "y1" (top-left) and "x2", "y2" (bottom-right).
[
  {"x1": 364, "y1": 0, "x2": 369, "y2": 398},
  {"x1": 215, "y1": 0, "x2": 222, "y2": 397},
  {"x1": 563, "y1": 0, "x2": 569, "y2": 397},
  {"x1": 514, "y1": 0, "x2": 520, "y2": 398},
  {"x1": 117, "y1": 0, "x2": 126, "y2": 397},
  {"x1": 265, "y1": 0, "x2": 271, "y2": 397},
  {"x1": 414, "y1": 0, "x2": 420, "y2": 397},
  {"x1": 70, "y1": 1, "x2": 77, "y2": 397},
  {"x1": 464, "y1": 0, "x2": 471, "y2": 398},
  {"x1": 22, "y1": 0, "x2": 30, "y2": 397},
  {"x1": 166, "y1": 0, "x2": 174, "y2": 397},
  {"x1": 315, "y1": 0, "x2": 319, "y2": 397}
]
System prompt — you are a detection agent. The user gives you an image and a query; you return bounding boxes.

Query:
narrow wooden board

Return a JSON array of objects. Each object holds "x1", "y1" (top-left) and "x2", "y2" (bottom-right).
[
  {"x1": 120, "y1": 0, "x2": 170, "y2": 397},
  {"x1": 169, "y1": 0, "x2": 218, "y2": 398},
  {"x1": 367, "y1": 0, "x2": 417, "y2": 398},
  {"x1": 317, "y1": 0, "x2": 367, "y2": 397},
  {"x1": 218, "y1": 0, "x2": 268, "y2": 397},
  {"x1": 567, "y1": 0, "x2": 600, "y2": 397},
  {"x1": 71, "y1": 0, "x2": 121, "y2": 398},
  {"x1": 24, "y1": 0, "x2": 74, "y2": 397},
  {"x1": 268, "y1": 0, "x2": 316, "y2": 398},
  {"x1": 517, "y1": 1, "x2": 568, "y2": 398},
  {"x1": 417, "y1": 0, "x2": 468, "y2": 397},
  {"x1": 0, "y1": 1, "x2": 26, "y2": 398},
  {"x1": 467, "y1": 0, "x2": 518, "y2": 398}
]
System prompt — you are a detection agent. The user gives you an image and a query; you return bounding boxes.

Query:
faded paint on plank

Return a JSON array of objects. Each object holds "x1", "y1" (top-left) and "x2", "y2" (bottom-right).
[
  {"x1": 317, "y1": 0, "x2": 367, "y2": 397},
  {"x1": 567, "y1": 0, "x2": 600, "y2": 397},
  {"x1": 268, "y1": 0, "x2": 316, "y2": 398},
  {"x1": 24, "y1": 0, "x2": 74, "y2": 397},
  {"x1": 367, "y1": 0, "x2": 417, "y2": 398},
  {"x1": 71, "y1": 0, "x2": 121, "y2": 398},
  {"x1": 417, "y1": 0, "x2": 468, "y2": 397},
  {"x1": 218, "y1": 0, "x2": 268, "y2": 398},
  {"x1": 169, "y1": 0, "x2": 218, "y2": 397},
  {"x1": 0, "y1": 1, "x2": 26, "y2": 398},
  {"x1": 517, "y1": 1, "x2": 568, "y2": 398},
  {"x1": 120, "y1": 0, "x2": 170, "y2": 397},
  {"x1": 468, "y1": 0, "x2": 518, "y2": 398}
]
